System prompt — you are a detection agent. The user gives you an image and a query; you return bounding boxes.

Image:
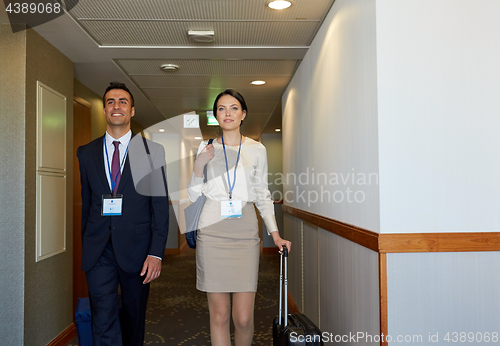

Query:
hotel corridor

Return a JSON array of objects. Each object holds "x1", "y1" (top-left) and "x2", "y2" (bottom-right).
[{"x1": 67, "y1": 248, "x2": 281, "y2": 345}]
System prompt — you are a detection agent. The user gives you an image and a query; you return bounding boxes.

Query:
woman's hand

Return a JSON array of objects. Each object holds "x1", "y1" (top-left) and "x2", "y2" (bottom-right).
[
  {"x1": 193, "y1": 143, "x2": 215, "y2": 177},
  {"x1": 271, "y1": 231, "x2": 291, "y2": 254}
]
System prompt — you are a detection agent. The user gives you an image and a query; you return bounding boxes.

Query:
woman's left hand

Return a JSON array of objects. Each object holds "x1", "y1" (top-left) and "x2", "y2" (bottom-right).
[{"x1": 271, "y1": 232, "x2": 292, "y2": 254}]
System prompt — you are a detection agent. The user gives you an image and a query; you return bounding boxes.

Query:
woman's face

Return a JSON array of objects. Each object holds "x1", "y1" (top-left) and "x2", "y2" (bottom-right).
[{"x1": 216, "y1": 94, "x2": 246, "y2": 131}]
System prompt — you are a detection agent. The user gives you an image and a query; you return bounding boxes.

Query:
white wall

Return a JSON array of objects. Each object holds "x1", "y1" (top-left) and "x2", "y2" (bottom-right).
[
  {"x1": 153, "y1": 133, "x2": 180, "y2": 201},
  {"x1": 178, "y1": 138, "x2": 196, "y2": 235},
  {"x1": 150, "y1": 132, "x2": 199, "y2": 247},
  {"x1": 152, "y1": 133, "x2": 180, "y2": 248},
  {"x1": 387, "y1": 252, "x2": 500, "y2": 342},
  {"x1": 282, "y1": 0, "x2": 500, "y2": 343},
  {"x1": 377, "y1": 0, "x2": 500, "y2": 234},
  {"x1": 282, "y1": 0, "x2": 380, "y2": 232}
]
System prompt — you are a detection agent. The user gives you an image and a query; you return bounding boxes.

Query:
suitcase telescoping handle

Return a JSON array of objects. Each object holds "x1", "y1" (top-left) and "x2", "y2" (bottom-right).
[{"x1": 279, "y1": 245, "x2": 288, "y2": 327}]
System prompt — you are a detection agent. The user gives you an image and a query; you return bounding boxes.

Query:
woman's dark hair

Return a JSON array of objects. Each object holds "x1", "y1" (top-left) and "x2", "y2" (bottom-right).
[
  {"x1": 212, "y1": 89, "x2": 247, "y2": 126},
  {"x1": 102, "y1": 81, "x2": 135, "y2": 107}
]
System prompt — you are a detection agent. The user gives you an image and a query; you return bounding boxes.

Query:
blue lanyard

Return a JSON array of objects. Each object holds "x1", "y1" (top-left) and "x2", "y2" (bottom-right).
[
  {"x1": 104, "y1": 136, "x2": 130, "y2": 194},
  {"x1": 221, "y1": 135, "x2": 242, "y2": 200}
]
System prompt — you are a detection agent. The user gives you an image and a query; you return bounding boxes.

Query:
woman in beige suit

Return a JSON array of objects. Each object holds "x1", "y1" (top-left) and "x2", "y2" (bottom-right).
[{"x1": 188, "y1": 89, "x2": 291, "y2": 346}]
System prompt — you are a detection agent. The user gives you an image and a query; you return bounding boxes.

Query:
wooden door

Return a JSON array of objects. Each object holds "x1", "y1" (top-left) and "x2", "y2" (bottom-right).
[{"x1": 73, "y1": 97, "x2": 92, "y2": 313}]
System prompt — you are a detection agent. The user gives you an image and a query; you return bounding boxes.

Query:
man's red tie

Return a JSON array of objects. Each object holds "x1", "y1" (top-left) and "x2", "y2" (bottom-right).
[{"x1": 111, "y1": 141, "x2": 121, "y2": 195}]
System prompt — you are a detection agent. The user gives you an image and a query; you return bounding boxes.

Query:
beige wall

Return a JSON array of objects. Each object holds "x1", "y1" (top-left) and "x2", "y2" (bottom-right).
[
  {"x1": 24, "y1": 27, "x2": 75, "y2": 346},
  {"x1": 0, "y1": 24, "x2": 27, "y2": 345},
  {"x1": 74, "y1": 79, "x2": 107, "y2": 140},
  {"x1": 1, "y1": 25, "x2": 75, "y2": 345}
]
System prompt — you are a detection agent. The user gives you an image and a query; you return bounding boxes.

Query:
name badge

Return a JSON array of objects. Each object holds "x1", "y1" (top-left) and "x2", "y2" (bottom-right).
[
  {"x1": 102, "y1": 194, "x2": 123, "y2": 216},
  {"x1": 221, "y1": 200, "x2": 242, "y2": 219}
]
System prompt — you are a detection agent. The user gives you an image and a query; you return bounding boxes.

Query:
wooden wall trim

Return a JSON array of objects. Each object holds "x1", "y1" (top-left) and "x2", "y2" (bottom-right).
[
  {"x1": 283, "y1": 205, "x2": 500, "y2": 253},
  {"x1": 379, "y1": 232, "x2": 500, "y2": 253},
  {"x1": 283, "y1": 205, "x2": 379, "y2": 252},
  {"x1": 46, "y1": 323, "x2": 76, "y2": 346}
]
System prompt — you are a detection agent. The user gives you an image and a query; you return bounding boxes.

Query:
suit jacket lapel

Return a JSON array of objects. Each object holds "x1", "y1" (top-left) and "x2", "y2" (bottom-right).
[
  {"x1": 116, "y1": 155, "x2": 131, "y2": 195},
  {"x1": 94, "y1": 135, "x2": 112, "y2": 194}
]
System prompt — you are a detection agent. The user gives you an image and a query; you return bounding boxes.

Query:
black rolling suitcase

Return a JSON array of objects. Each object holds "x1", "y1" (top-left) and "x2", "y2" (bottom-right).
[{"x1": 273, "y1": 246, "x2": 324, "y2": 346}]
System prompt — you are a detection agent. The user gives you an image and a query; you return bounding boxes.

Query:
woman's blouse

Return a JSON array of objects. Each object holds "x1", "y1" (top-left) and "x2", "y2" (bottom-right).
[{"x1": 187, "y1": 137, "x2": 278, "y2": 233}]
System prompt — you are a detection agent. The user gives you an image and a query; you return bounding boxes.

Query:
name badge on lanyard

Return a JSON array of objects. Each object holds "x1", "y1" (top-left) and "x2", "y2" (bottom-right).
[
  {"x1": 221, "y1": 134, "x2": 243, "y2": 219},
  {"x1": 102, "y1": 194, "x2": 123, "y2": 216},
  {"x1": 221, "y1": 200, "x2": 242, "y2": 219},
  {"x1": 103, "y1": 136, "x2": 129, "y2": 217}
]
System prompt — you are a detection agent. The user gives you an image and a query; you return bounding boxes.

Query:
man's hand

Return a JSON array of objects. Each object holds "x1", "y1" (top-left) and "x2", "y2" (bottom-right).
[{"x1": 140, "y1": 256, "x2": 162, "y2": 284}]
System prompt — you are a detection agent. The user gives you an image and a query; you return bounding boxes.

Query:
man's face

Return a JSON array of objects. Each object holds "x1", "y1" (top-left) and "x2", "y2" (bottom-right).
[{"x1": 103, "y1": 89, "x2": 135, "y2": 129}]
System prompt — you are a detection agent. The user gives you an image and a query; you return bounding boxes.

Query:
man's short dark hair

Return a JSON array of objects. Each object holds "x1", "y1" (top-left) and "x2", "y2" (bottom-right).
[{"x1": 103, "y1": 82, "x2": 135, "y2": 107}]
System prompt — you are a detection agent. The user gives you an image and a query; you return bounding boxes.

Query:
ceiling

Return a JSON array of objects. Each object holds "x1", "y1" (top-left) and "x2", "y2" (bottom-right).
[{"x1": 1, "y1": 0, "x2": 336, "y2": 140}]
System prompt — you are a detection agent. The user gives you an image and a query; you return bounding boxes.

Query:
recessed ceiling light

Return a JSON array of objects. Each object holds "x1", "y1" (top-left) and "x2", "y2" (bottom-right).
[
  {"x1": 160, "y1": 64, "x2": 179, "y2": 72},
  {"x1": 251, "y1": 80, "x2": 266, "y2": 85},
  {"x1": 275, "y1": 129, "x2": 281, "y2": 132},
  {"x1": 267, "y1": 0, "x2": 292, "y2": 10},
  {"x1": 195, "y1": 137, "x2": 202, "y2": 140},
  {"x1": 159, "y1": 129, "x2": 165, "y2": 132},
  {"x1": 188, "y1": 30, "x2": 215, "y2": 43}
]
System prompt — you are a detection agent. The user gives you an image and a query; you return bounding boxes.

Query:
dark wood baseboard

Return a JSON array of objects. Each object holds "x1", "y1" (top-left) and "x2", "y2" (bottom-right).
[
  {"x1": 164, "y1": 248, "x2": 181, "y2": 255},
  {"x1": 261, "y1": 246, "x2": 279, "y2": 255},
  {"x1": 164, "y1": 239, "x2": 189, "y2": 256},
  {"x1": 46, "y1": 323, "x2": 76, "y2": 346},
  {"x1": 179, "y1": 239, "x2": 188, "y2": 253}
]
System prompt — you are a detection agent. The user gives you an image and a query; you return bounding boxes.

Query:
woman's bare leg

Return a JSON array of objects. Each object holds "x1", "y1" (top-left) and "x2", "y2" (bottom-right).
[
  {"x1": 232, "y1": 292, "x2": 256, "y2": 346},
  {"x1": 207, "y1": 293, "x2": 231, "y2": 346}
]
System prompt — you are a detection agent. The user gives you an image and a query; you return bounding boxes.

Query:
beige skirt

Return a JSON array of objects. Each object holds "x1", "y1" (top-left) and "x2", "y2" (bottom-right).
[{"x1": 196, "y1": 198, "x2": 260, "y2": 292}]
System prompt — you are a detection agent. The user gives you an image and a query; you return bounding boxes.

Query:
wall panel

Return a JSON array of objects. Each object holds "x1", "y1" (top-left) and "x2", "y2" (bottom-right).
[
  {"x1": 318, "y1": 228, "x2": 380, "y2": 344},
  {"x1": 284, "y1": 213, "x2": 303, "y2": 311},
  {"x1": 303, "y1": 223, "x2": 319, "y2": 325},
  {"x1": 387, "y1": 252, "x2": 500, "y2": 341}
]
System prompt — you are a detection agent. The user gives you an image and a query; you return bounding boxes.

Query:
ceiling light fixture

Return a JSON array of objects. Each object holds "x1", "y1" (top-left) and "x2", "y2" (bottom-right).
[
  {"x1": 188, "y1": 30, "x2": 215, "y2": 43},
  {"x1": 159, "y1": 129, "x2": 165, "y2": 132},
  {"x1": 251, "y1": 80, "x2": 266, "y2": 85},
  {"x1": 267, "y1": 0, "x2": 292, "y2": 10},
  {"x1": 195, "y1": 137, "x2": 202, "y2": 140},
  {"x1": 160, "y1": 64, "x2": 179, "y2": 72},
  {"x1": 275, "y1": 129, "x2": 281, "y2": 132}
]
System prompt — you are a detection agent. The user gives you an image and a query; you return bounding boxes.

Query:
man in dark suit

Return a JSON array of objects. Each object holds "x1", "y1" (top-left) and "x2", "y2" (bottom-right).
[{"x1": 77, "y1": 82, "x2": 169, "y2": 346}]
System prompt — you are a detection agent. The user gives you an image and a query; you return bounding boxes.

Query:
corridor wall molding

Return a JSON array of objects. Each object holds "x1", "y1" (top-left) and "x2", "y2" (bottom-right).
[{"x1": 283, "y1": 205, "x2": 500, "y2": 254}]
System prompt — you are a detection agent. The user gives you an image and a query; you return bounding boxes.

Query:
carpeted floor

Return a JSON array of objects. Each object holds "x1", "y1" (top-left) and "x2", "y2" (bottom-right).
[{"x1": 67, "y1": 247, "x2": 281, "y2": 345}]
